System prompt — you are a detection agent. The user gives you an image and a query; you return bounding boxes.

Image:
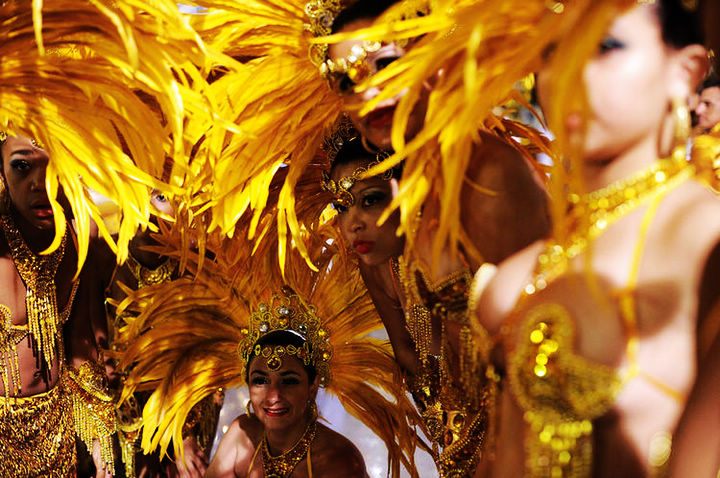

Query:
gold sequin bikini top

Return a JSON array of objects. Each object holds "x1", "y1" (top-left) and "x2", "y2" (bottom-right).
[
  {"x1": 503, "y1": 156, "x2": 695, "y2": 478},
  {"x1": 393, "y1": 256, "x2": 496, "y2": 477}
]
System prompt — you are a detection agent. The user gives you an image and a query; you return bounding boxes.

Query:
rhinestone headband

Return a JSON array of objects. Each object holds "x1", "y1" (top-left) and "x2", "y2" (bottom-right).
[{"x1": 238, "y1": 286, "x2": 333, "y2": 386}]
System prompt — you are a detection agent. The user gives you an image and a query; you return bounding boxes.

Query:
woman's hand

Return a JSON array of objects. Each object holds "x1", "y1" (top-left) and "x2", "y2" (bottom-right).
[{"x1": 166, "y1": 437, "x2": 209, "y2": 478}]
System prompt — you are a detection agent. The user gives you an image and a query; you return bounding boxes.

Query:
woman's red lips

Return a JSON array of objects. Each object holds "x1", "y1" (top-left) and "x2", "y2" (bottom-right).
[
  {"x1": 366, "y1": 105, "x2": 395, "y2": 129},
  {"x1": 353, "y1": 240, "x2": 375, "y2": 254},
  {"x1": 264, "y1": 407, "x2": 289, "y2": 417},
  {"x1": 31, "y1": 204, "x2": 53, "y2": 218}
]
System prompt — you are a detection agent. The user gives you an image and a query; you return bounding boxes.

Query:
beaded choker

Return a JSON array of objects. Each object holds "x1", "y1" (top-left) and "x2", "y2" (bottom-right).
[
  {"x1": 126, "y1": 252, "x2": 177, "y2": 289},
  {"x1": 261, "y1": 419, "x2": 317, "y2": 478}
]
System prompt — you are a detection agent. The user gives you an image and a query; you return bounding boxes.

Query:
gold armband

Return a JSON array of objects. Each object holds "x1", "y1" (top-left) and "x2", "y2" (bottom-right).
[{"x1": 66, "y1": 360, "x2": 116, "y2": 472}]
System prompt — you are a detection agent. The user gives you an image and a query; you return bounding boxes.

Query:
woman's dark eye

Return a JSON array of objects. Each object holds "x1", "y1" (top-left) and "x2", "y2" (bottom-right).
[
  {"x1": 333, "y1": 202, "x2": 347, "y2": 214},
  {"x1": 336, "y1": 74, "x2": 355, "y2": 94},
  {"x1": 361, "y1": 192, "x2": 386, "y2": 208},
  {"x1": 9, "y1": 159, "x2": 30, "y2": 172},
  {"x1": 251, "y1": 377, "x2": 268, "y2": 385},
  {"x1": 282, "y1": 378, "x2": 301, "y2": 385},
  {"x1": 599, "y1": 37, "x2": 624, "y2": 54},
  {"x1": 155, "y1": 194, "x2": 166, "y2": 202},
  {"x1": 375, "y1": 56, "x2": 399, "y2": 71}
]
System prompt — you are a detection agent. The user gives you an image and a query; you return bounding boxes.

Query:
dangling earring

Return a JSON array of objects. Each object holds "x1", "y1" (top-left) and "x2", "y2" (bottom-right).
[
  {"x1": 671, "y1": 96, "x2": 691, "y2": 161},
  {"x1": 0, "y1": 185, "x2": 9, "y2": 215},
  {"x1": 245, "y1": 400, "x2": 254, "y2": 417},
  {"x1": 308, "y1": 401, "x2": 318, "y2": 422}
]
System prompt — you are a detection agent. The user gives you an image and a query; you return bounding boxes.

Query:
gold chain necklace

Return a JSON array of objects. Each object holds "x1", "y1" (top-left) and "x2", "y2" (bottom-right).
[
  {"x1": 261, "y1": 419, "x2": 317, "y2": 478},
  {"x1": 1, "y1": 213, "x2": 67, "y2": 368},
  {"x1": 525, "y1": 156, "x2": 694, "y2": 296}
]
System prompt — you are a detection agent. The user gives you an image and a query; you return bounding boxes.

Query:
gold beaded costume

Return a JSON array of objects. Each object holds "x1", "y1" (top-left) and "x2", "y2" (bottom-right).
[
  {"x1": 394, "y1": 257, "x2": 497, "y2": 477},
  {"x1": 504, "y1": 154, "x2": 696, "y2": 478},
  {"x1": 0, "y1": 211, "x2": 78, "y2": 477},
  {"x1": 115, "y1": 224, "x2": 421, "y2": 477},
  {"x1": 0, "y1": 379, "x2": 76, "y2": 477},
  {"x1": 0, "y1": 210, "x2": 116, "y2": 474}
]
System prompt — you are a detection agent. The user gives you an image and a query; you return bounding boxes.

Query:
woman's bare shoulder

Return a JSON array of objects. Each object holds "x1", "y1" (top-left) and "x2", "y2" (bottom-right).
[
  {"x1": 478, "y1": 240, "x2": 545, "y2": 334},
  {"x1": 311, "y1": 423, "x2": 368, "y2": 478}
]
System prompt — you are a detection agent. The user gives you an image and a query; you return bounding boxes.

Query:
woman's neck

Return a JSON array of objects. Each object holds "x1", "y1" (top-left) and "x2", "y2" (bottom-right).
[
  {"x1": 265, "y1": 414, "x2": 313, "y2": 456},
  {"x1": 8, "y1": 208, "x2": 54, "y2": 253},
  {"x1": 583, "y1": 136, "x2": 667, "y2": 192},
  {"x1": 129, "y1": 229, "x2": 166, "y2": 269}
]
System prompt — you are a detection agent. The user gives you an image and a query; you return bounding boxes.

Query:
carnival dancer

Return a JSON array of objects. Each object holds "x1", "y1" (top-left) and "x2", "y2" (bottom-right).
[
  {"x1": 317, "y1": 1, "x2": 552, "y2": 472},
  {"x1": 103, "y1": 190, "x2": 222, "y2": 478},
  {"x1": 471, "y1": 1, "x2": 719, "y2": 476},
  {"x1": 0, "y1": 134, "x2": 115, "y2": 476},
  {"x1": 115, "y1": 223, "x2": 421, "y2": 477}
]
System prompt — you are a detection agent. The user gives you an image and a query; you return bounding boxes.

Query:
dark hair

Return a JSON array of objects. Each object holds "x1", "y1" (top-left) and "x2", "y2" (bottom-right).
[
  {"x1": 701, "y1": 74, "x2": 720, "y2": 91},
  {"x1": 247, "y1": 330, "x2": 317, "y2": 383},
  {"x1": 330, "y1": 135, "x2": 402, "y2": 179},
  {"x1": 331, "y1": 0, "x2": 400, "y2": 34},
  {"x1": 658, "y1": 0, "x2": 705, "y2": 48}
]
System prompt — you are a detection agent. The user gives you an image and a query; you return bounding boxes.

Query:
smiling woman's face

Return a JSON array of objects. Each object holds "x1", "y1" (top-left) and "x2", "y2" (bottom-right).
[
  {"x1": 1, "y1": 135, "x2": 54, "y2": 230},
  {"x1": 248, "y1": 354, "x2": 318, "y2": 433}
]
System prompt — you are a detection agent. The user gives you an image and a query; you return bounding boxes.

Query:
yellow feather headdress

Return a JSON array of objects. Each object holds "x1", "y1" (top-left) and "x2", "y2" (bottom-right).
[
  {"x1": 175, "y1": 0, "x2": 556, "y2": 272},
  {"x1": 116, "y1": 223, "x2": 422, "y2": 476},
  {"x1": 315, "y1": 0, "x2": 638, "y2": 255},
  {"x1": 0, "y1": 0, "x2": 217, "y2": 268},
  {"x1": 170, "y1": 1, "x2": 346, "y2": 274}
]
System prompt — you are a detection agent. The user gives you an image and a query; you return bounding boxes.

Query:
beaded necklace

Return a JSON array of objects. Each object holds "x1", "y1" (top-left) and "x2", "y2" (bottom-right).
[
  {"x1": 258, "y1": 419, "x2": 317, "y2": 478},
  {"x1": 126, "y1": 251, "x2": 177, "y2": 289},
  {"x1": 524, "y1": 156, "x2": 693, "y2": 296},
  {"x1": 1, "y1": 212, "x2": 67, "y2": 370}
]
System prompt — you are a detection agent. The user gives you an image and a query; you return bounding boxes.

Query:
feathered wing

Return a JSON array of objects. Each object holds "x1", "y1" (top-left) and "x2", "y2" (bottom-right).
[{"x1": 0, "y1": 0, "x2": 217, "y2": 267}]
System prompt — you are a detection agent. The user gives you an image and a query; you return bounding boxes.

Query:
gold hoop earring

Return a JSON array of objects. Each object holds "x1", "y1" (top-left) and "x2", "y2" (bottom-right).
[
  {"x1": 245, "y1": 400, "x2": 254, "y2": 417},
  {"x1": 671, "y1": 96, "x2": 690, "y2": 161}
]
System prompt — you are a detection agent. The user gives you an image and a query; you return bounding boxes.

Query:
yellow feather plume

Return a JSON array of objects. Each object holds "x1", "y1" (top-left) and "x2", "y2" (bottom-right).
[
  {"x1": 172, "y1": 1, "x2": 346, "y2": 273},
  {"x1": 0, "y1": 0, "x2": 216, "y2": 268}
]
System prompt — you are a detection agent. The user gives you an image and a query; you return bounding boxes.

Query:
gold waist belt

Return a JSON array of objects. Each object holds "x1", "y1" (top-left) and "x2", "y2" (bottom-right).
[{"x1": 0, "y1": 383, "x2": 77, "y2": 477}]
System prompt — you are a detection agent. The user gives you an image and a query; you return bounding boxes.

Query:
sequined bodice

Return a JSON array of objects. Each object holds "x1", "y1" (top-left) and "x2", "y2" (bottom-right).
[
  {"x1": 504, "y1": 298, "x2": 621, "y2": 478},
  {"x1": 501, "y1": 156, "x2": 695, "y2": 478},
  {"x1": 394, "y1": 256, "x2": 495, "y2": 477}
]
